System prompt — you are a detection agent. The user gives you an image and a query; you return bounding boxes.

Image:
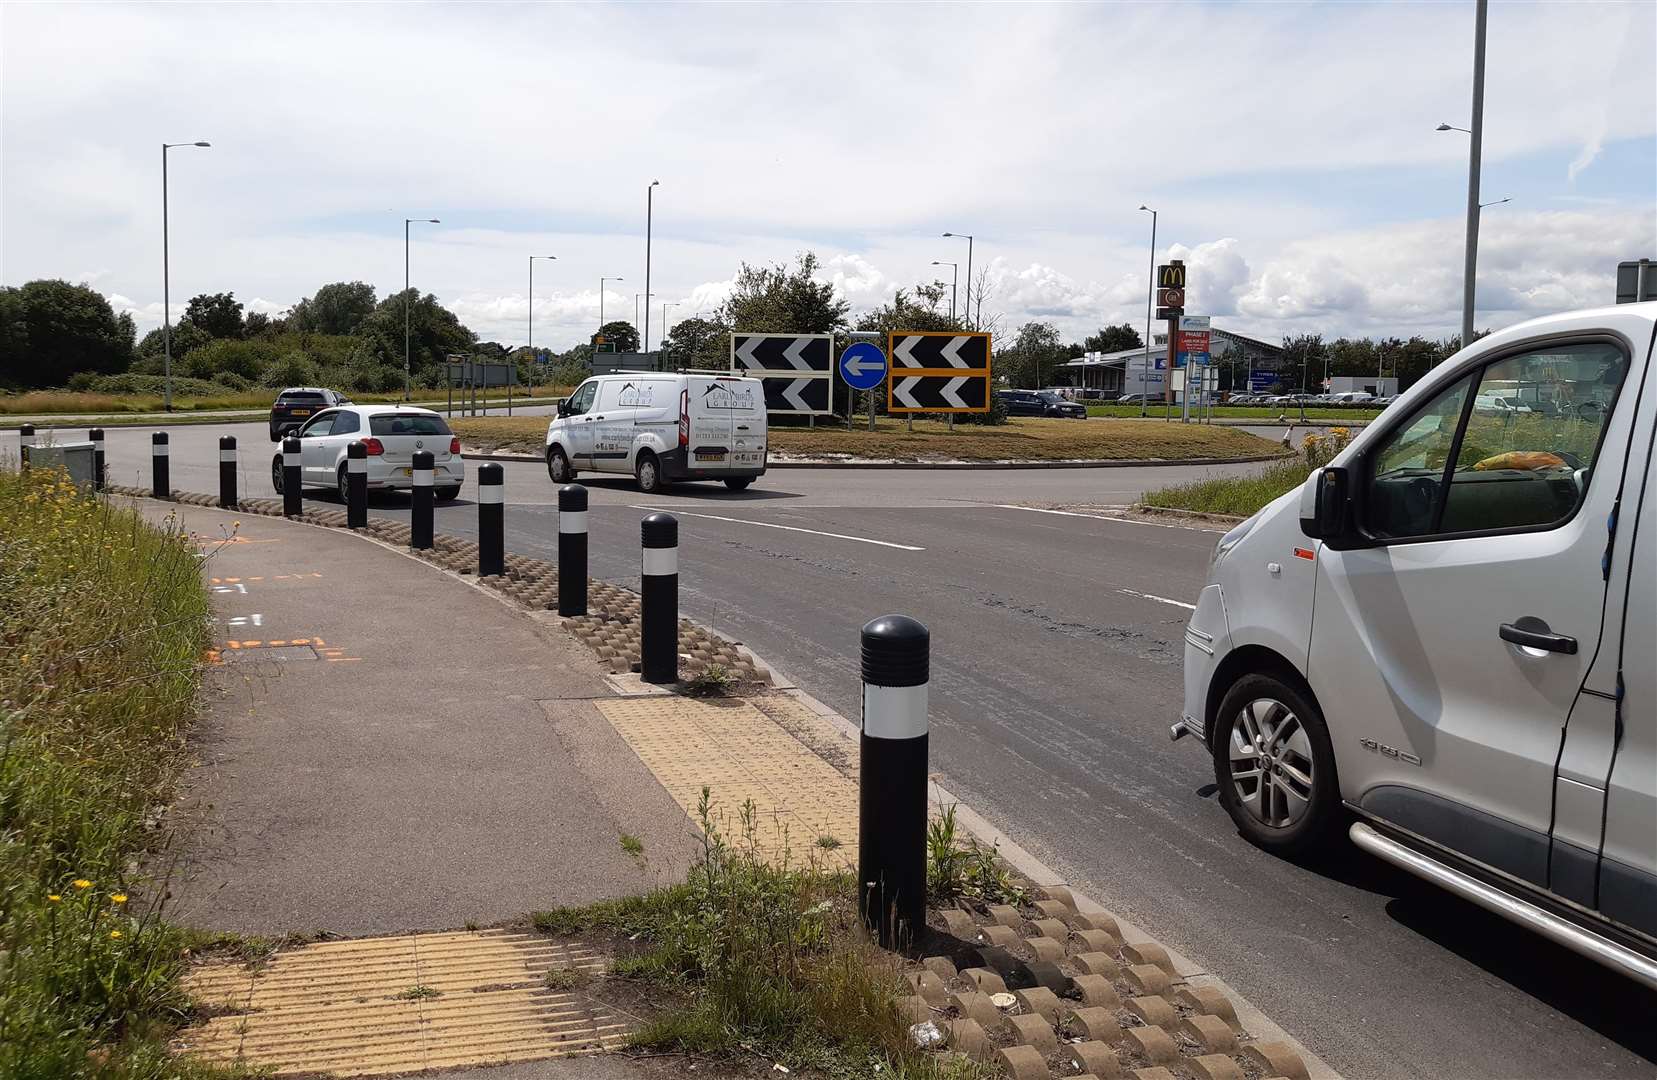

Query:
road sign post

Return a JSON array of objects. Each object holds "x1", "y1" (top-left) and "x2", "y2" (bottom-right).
[
  {"x1": 477, "y1": 462, "x2": 504, "y2": 577},
  {"x1": 346, "y1": 440, "x2": 368, "y2": 528},
  {"x1": 886, "y1": 332, "x2": 992, "y2": 414},
  {"x1": 410, "y1": 450, "x2": 434, "y2": 550},
  {"x1": 640, "y1": 512, "x2": 679, "y2": 684},
  {"x1": 558, "y1": 484, "x2": 588, "y2": 617},
  {"x1": 151, "y1": 432, "x2": 169, "y2": 499},
  {"x1": 858, "y1": 613, "x2": 930, "y2": 950},
  {"x1": 839, "y1": 341, "x2": 889, "y2": 433},
  {"x1": 219, "y1": 435, "x2": 238, "y2": 508}
]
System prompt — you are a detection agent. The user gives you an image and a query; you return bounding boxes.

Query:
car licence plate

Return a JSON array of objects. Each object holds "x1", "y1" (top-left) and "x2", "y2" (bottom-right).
[
  {"x1": 290, "y1": 409, "x2": 310, "y2": 416},
  {"x1": 401, "y1": 468, "x2": 413, "y2": 477}
]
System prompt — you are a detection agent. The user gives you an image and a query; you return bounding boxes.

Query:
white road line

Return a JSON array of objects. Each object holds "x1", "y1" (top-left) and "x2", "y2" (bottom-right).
[
  {"x1": 627, "y1": 506, "x2": 924, "y2": 551},
  {"x1": 992, "y1": 504, "x2": 1210, "y2": 531},
  {"x1": 1119, "y1": 588, "x2": 1196, "y2": 610}
]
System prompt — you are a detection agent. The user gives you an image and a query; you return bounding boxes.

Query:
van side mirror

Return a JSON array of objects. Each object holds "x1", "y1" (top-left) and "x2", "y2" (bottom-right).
[
  {"x1": 556, "y1": 401, "x2": 569, "y2": 418},
  {"x1": 1301, "y1": 466, "x2": 1353, "y2": 542}
]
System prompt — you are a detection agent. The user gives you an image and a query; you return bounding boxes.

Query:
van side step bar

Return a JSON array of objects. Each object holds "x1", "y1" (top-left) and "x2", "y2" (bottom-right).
[{"x1": 1350, "y1": 822, "x2": 1657, "y2": 991}]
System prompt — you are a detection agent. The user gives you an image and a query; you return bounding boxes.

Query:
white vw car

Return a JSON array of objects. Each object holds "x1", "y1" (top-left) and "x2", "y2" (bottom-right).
[{"x1": 271, "y1": 404, "x2": 465, "y2": 501}]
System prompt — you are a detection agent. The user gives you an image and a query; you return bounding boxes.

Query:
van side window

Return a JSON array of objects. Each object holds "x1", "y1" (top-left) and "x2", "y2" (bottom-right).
[
  {"x1": 1441, "y1": 343, "x2": 1626, "y2": 533},
  {"x1": 566, "y1": 382, "x2": 596, "y2": 416},
  {"x1": 1364, "y1": 340, "x2": 1627, "y2": 541}
]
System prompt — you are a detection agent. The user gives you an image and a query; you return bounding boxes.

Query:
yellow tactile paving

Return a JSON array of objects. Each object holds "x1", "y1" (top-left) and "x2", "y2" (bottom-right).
[
  {"x1": 597, "y1": 696, "x2": 860, "y2": 865},
  {"x1": 176, "y1": 929, "x2": 626, "y2": 1077}
]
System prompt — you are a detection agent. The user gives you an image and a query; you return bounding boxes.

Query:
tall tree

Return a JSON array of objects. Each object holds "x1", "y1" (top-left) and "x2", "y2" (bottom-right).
[
  {"x1": 660, "y1": 316, "x2": 730, "y2": 370},
  {"x1": 358, "y1": 289, "x2": 477, "y2": 383},
  {"x1": 0, "y1": 280, "x2": 135, "y2": 388},
  {"x1": 289, "y1": 281, "x2": 377, "y2": 335},
  {"x1": 182, "y1": 291, "x2": 245, "y2": 339},
  {"x1": 719, "y1": 252, "x2": 850, "y2": 333},
  {"x1": 998, "y1": 321, "x2": 1064, "y2": 388},
  {"x1": 1083, "y1": 323, "x2": 1142, "y2": 353},
  {"x1": 1279, "y1": 333, "x2": 1327, "y2": 393},
  {"x1": 596, "y1": 320, "x2": 641, "y2": 354}
]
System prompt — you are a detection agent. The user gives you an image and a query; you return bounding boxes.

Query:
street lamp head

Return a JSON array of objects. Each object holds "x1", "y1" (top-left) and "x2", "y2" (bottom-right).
[
  {"x1": 193, "y1": 141, "x2": 211, "y2": 147},
  {"x1": 650, "y1": 179, "x2": 660, "y2": 187},
  {"x1": 1138, "y1": 204, "x2": 1154, "y2": 212},
  {"x1": 427, "y1": 218, "x2": 441, "y2": 224},
  {"x1": 1436, "y1": 123, "x2": 1454, "y2": 131}
]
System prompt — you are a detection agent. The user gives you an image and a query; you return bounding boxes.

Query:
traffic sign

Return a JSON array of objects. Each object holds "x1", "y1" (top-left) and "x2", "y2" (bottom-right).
[
  {"x1": 839, "y1": 342, "x2": 888, "y2": 390},
  {"x1": 886, "y1": 331, "x2": 992, "y2": 413},
  {"x1": 729, "y1": 333, "x2": 834, "y2": 415}
]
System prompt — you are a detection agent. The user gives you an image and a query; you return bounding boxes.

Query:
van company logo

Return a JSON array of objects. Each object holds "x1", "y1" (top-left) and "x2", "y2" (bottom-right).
[
  {"x1": 617, "y1": 382, "x2": 656, "y2": 407},
  {"x1": 702, "y1": 383, "x2": 756, "y2": 410}
]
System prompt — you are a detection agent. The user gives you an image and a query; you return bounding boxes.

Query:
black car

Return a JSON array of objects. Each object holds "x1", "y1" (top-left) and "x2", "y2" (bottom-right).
[
  {"x1": 269, "y1": 387, "x2": 351, "y2": 441},
  {"x1": 996, "y1": 389, "x2": 1087, "y2": 418}
]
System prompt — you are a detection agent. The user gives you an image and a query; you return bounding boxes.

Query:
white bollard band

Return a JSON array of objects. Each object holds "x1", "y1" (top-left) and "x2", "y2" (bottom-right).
[
  {"x1": 641, "y1": 546, "x2": 677, "y2": 577},
  {"x1": 93, "y1": 438, "x2": 105, "y2": 450},
  {"x1": 220, "y1": 448, "x2": 236, "y2": 462},
  {"x1": 559, "y1": 510, "x2": 589, "y2": 534},
  {"x1": 283, "y1": 451, "x2": 300, "y2": 466},
  {"x1": 152, "y1": 444, "x2": 170, "y2": 457},
  {"x1": 348, "y1": 458, "x2": 367, "y2": 473},
  {"x1": 862, "y1": 682, "x2": 929, "y2": 739},
  {"x1": 478, "y1": 485, "x2": 504, "y2": 505},
  {"x1": 413, "y1": 468, "x2": 434, "y2": 486}
]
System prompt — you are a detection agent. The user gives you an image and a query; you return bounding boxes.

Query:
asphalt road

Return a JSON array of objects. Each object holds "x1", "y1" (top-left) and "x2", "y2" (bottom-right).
[{"x1": 56, "y1": 420, "x2": 1657, "y2": 1079}]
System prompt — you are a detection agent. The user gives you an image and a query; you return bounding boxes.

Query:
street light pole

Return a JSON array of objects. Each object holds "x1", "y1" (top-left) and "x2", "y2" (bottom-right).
[
  {"x1": 931, "y1": 261, "x2": 958, "y2": 320},
  {"x1": 644, "y1": 180, "x2": 660, "y2": 354},
  {"x1": 1137, "y1": 205, "x2": 1157, "y2": 417},
  {"x1": 1461, "y1": 0, "x2": 1488, "y2": 348},
  {"x1": 943, "y1": 232, "x2": 974, "y2": 328},
  {"x1": 404, "y1": 217, "x2": 441, "y2": 400},
  {"x1": 161, "y1": 140, "x2": 210, "y2": 413},
  {"x1": 529, "y1": 255, "x2": 556, "y2": 396}
]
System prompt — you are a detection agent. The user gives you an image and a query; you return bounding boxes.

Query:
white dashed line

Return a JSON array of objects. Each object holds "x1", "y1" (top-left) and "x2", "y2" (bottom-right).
[
  {"x1": 628, "y1": 506, "x2": 924, "y2": 551},
  {"x1": 1119, "y1": 588, "x2": 1197, "y2": 610}
]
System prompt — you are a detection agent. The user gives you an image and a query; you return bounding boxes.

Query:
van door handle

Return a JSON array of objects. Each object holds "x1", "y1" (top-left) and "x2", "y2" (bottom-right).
[{"x1": 1500, "y1": 619, "x2": 1578, "y2": 655}]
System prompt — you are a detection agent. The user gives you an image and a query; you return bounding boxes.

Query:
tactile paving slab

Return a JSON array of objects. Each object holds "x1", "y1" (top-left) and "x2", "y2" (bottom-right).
[{"x1": 176, "y1": 929, "x2": 628, "y2": 1077}]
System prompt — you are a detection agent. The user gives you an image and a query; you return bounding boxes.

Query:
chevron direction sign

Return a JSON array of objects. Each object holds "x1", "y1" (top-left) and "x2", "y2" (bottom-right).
[
  {"x1": 729, "y1": 333, "x2": 834, "y2": 415},
  {"x1": 886, "y1": 331, "x2": 992, "y2": 413}
]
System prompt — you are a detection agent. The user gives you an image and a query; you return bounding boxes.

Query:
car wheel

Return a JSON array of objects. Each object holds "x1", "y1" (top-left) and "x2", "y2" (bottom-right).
[
  {"x1": 271, "y1": 455, "x2": 285, "y2": 494},
  {"x1": 1212, "y1": 673, "x2": 1340, "y2": 855},
  {"x1": 336, "y1": 465, "x2": 350, "y2": 503},
  {"x1": 547, "y1": 445, "x2": 574, "y2": 483},
  {"x1": 436, "y1": 486, "x2": 462, "y2": 502},
  {"x1": 634, "y1": 451, "x2": 665, "y2": 494},
  {"x1": 723, "y1": 477, "x2": 753, "y2": 491}
]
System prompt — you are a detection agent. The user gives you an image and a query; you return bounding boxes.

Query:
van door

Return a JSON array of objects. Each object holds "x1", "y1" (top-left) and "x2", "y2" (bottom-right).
[
  {"x1": 1310, "y1": 334, "x2": 1637, "y2": 888},
  {"x1": 590, "y1": 379, "x2": 639, "y2": 474},
  {"x1": 685, "y1": 376, "x2": 761, "y2": 471},
  {"x1": 561, "y1": 381, "x2": 598, "y2": 469}
]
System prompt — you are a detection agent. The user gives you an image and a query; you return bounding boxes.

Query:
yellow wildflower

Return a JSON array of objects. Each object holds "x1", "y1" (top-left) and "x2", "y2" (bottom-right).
[
  {"x1": 110, "y1": 930, "x2": 123, "y2": 939},
  {"x1": 72, "y1": 879, "x2": 92, "y2": 889},
  {"x1": 110, "y1": 893, "x2": 128, "y2": 904},
  {"x1": 47, "y1": 894, "x2": 61, "y2": 903}
]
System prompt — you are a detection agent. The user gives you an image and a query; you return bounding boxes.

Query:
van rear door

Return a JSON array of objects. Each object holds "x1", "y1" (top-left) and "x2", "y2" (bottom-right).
[{"x1": 685, "y1": 376, "x2": 764, "y2": 471}]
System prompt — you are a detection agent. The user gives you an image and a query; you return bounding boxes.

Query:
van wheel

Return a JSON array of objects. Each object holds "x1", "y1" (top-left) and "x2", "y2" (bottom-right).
[
  {"x1": 547, "y1": 446, "x2": 574, "y2": 483},
  {"x1": 1212, "y1": 673, "x2": 1340, "y2": 855},
  {"x1": 635, "y1": 451, "x2": 666, "y2": 494},
  {"x1": 724, "y1": 478, "x2": 753, "y2": 491}
]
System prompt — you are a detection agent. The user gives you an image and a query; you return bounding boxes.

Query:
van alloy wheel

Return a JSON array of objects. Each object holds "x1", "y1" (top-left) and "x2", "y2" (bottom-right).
[{"x1": 1227, "y1": 698, "x2": 1315, "y2": 828}]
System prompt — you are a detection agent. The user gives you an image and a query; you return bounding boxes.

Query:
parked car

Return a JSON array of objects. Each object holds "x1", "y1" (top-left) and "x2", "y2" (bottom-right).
[
  {"x1": 1474, "y1": 392, "x2": 1535, "y2": 415},
  {"x1": 996, "y1": 389, "x2": 1087, "y2": 418},
  {"x1": 1040, "y1": 386, "x2": 1079, "y2": 401},
  {"x1": 545, "y1": 372, "x2": 767, "y2": 493},
  {"x1": 269, "y1": 387, "x2": 351, "y2": 441},
  {"x1": 271, "y1": 404, "x2": 463, "y2": 501},
  {"x1": 1175, "y1": 301, "x2": 1655, "y2": 988},
  {"x1": 1115, "y1": 392, "x2": 1158, "y2": 405},
  {"x1": 1330, "y1": 391, "x2": 1375, "y2": 405}
]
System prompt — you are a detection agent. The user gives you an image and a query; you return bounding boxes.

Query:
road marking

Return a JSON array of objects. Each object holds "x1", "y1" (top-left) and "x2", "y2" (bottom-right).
[
  {"x1": 628, "y1": 506, "x2": 923, "y2": 551},
  {"x1": 1119, "y1": 588, "x2": 1196, "y2": 610},
  {"x1": 992, "y1": 504, "x2": 1211, "y2": 532}
]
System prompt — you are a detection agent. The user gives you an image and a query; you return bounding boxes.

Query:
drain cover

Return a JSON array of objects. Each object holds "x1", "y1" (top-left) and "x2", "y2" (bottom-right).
[{"x1": 222, "y1": 645, "x2": 318, "y2": 662}]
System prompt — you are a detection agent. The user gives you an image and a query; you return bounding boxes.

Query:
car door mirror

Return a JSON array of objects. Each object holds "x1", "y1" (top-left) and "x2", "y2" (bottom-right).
[{"x1": 1301, "y1": 465, "x2": 1355, "y2": 543}]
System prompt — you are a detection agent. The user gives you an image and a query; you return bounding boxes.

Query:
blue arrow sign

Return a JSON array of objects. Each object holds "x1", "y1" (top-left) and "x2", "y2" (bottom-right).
[{"x1": 838, "y1": 342, "x2": 888, "y2": 390}]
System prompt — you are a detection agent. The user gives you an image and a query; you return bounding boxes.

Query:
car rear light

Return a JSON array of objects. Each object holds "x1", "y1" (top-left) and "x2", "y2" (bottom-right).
[
  {"x1": 361, "y1": 437, "x2": 385, "y2": 456},
  {"x1": 450, "y1": 437, "x2": 461, "y2": 454},
  {"x1": 678, "y1": 388, "x2": 690, "y2": 448}
]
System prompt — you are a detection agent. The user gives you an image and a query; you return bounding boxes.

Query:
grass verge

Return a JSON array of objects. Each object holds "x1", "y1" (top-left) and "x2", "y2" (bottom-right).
[
  {"x1": 0, "y1": 465, "x2": 233, "y2": 1078},
  {"x1": 456, "y1": 414, "x2": 1283, "y2": 463},
  {"x1": 1139, "y1": 428, "x2": 1352, "y2": 517},
  {"x1": 1086, "y1": 403, "x2": 1382, "y2": 423},
  {"x1": 529, "y1": 791, "x2": 991, "y2": 1079}
]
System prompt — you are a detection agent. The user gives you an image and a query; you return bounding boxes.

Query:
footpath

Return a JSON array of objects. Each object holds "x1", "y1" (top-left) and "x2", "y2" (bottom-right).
[{"x1": 133, "y1": 491, "x2": 1336, "y2": 1080}]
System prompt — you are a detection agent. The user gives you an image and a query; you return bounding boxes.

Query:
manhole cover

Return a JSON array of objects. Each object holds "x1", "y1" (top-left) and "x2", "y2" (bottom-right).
[{"x1": 222, "y1": 645, "x2": 318, "y2": 662}]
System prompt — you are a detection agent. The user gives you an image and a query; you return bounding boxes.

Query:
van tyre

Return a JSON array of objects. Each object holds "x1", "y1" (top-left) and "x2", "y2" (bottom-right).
[
  {"x1": 635, "y1": 451, "x2": 666, "y2": 495},
  {"x1": 547, "y1": 445, "x2": 575, "y2": 483},
  {"x1": 724, "y1": 477, "x2": 753, "y2": 491},
  {"x1": 1212, "y1": 673, "x2": 1340, "y2": 856}
]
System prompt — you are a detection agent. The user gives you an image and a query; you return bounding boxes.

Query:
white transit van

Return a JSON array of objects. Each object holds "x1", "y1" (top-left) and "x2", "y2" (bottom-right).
[
  {"x1": 1176, "y1": 302, "x2": 1656, "y2": 988},
  {"x1": 544, "y1": 372, "x2": 767, "y2": 494}
]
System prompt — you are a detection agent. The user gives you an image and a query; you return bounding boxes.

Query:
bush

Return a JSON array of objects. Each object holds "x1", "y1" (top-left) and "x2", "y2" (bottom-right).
[
  {"x1": 82, "y1": 373, "x2": 228, "y2": 398},
  {"x1": 211, "y1": 371, "x2": 251, "y2": 392},
  {"x1": 180, "y1": 338, "x2": 276, "y2": 382},
  {"x1": 260, "y1": 351, "x2": 319, "y2": 388},
  {"x1": 1140, "y1": 427, "x2": 1350, "y2": 517},
  {"x1": 0, "y1": 466, "x2": 220, "y2": 1078}
]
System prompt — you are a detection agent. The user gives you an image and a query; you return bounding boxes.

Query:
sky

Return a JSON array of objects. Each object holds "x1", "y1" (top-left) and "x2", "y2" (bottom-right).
[{"x1": 2, "y1": 1, "x2": 1654, "y2": 353}]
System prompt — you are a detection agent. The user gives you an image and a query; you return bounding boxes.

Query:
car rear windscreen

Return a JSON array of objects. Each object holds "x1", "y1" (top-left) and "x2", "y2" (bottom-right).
[
  {"x1": 278, "y1": 393, "x2": 326, "y2": 405},
  {"x1": 370, "y1": 414, "x2": 452, "y2": 436}
]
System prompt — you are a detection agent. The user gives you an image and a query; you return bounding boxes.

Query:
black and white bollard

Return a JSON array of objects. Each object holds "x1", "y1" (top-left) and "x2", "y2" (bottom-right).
[
  {"x1": 218, "y1": 435, "x2": 238, "y2": 508},
  {"x1": 858, "y1": 614, "x2": 930, "y2": 950},
  {"x1": 282, "y1": 436, "x2": 302, "y2": 517},
  {"x1": 477, "y1": 462, "x2": 504, "y2": 576},
  {"x1": 90, "y1": 428, "x2": 105, "y2": 491},
  {"x1": 346, "y1": 440, "x2": 368, "y2": 528},
  {"x1": 18, "y1": 423, "x2": 34, "y2": 471},
  {"x1": 640, "y1": 512, "x2": 679, "y2": 683},
  {"x1": 558, "y1": 484, "x2": 588, "y2": 617},
  {"x1": 410, "y1": 450, "x2": 434, "y2": 550},
  {"x1": 151, "y1": 432, "x2": 170, "y2": 499}
]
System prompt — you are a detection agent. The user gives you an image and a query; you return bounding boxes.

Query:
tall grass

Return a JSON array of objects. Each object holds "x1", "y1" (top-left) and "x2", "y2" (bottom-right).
[
  {"x1": 0, "y1": 464, "x2": 226, "y2": 1078},
  {"x1": 533, "y1": 790, "x2": 990, "y2": 1079},
  {"x1": 1141, "y1": 427, "x2": 1352, "y2": 517}
]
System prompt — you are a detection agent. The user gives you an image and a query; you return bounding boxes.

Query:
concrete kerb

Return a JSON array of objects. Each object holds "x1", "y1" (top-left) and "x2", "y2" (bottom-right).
[
  {"x1": 461, "y1": 449, "x2": 1297, "y2": 471},
  {"x1": 753, "y1": 651, "x2": 1343, "y2": 1080}
]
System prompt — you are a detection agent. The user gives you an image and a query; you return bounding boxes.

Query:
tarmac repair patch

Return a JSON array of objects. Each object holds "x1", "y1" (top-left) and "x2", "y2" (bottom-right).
[{"x1": 175, "y1": 930, "x2": 628, "y2": 1077}]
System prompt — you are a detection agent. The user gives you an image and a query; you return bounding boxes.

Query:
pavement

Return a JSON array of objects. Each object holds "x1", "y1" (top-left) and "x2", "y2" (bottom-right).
[{"x1": 53, "y1": 421, "x2": 1657, "y2": 1079}]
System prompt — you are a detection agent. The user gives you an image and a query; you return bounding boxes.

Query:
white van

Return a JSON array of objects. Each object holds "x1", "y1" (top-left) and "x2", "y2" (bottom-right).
[
  {"x1": 1176, "y1": 302, "x2": 1656, "y2": 988},
  {"x1": 1329, "y1": 390, "x2": 1375, "y2": 405},
  {"x1": 544, "y1": 372, "x2": 767, "y2": 494}
]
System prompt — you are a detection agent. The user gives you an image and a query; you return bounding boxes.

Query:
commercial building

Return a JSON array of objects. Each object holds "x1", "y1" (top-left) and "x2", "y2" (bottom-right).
[{"x1": 1056, "y1": 326, "x2": 1285, "y2": 397}]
